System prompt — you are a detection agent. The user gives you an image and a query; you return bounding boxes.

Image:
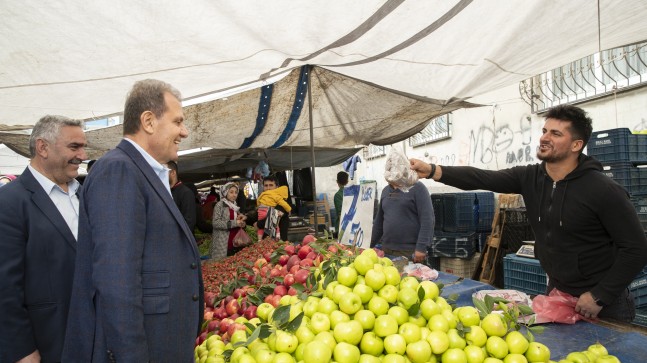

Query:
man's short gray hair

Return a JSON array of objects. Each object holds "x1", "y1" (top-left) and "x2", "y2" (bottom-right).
[
  {"x1": 123, "y1": 79, "x2": 182, "y2": 136},
  {"x1": 29, "y1": 115, "x2": 83, "y2": 158}
]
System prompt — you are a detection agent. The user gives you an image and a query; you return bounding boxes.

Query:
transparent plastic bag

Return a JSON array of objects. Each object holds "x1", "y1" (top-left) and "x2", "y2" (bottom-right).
[
  {"x1": 384, "y1": 147, "x2": 418, "y2": 192},
  {"x1": 232, "y1": 228, "x2": 253, "y2": 248}
]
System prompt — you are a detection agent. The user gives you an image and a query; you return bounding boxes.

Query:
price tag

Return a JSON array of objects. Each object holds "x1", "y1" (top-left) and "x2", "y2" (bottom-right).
[{"x1": 516, "y1": 244, "x2": 535, "y2": 258}]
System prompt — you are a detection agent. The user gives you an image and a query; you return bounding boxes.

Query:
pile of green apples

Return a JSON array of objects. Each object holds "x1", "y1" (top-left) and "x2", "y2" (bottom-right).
[
  {"x1": 195, "y1": 248, "x2": 622, "y2": 363},
  {"x1": 555, "y1": 343, "x2": 620, "y2": 363}
]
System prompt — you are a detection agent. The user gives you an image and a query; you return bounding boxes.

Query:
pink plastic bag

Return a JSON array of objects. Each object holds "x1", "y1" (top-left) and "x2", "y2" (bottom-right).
[{"x1": 532, "y1": 288, "x2": 588, "y2": 324}]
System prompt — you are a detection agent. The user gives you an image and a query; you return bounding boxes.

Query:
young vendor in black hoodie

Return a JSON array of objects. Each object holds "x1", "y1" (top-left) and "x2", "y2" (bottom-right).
[{"x1": 410, "y1": 104, "x2": 647, "y2": 322}]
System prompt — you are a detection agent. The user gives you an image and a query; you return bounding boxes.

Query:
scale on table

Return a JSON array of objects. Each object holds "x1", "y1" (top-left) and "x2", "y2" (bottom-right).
[{"x1": 516, "y1": 240, "x2": 536, "y2": 258}]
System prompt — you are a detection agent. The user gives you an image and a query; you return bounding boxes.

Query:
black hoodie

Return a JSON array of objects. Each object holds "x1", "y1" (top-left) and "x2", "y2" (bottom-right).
[{"x1": 440, "y1": 154, "x2": 647, "y2": 305}]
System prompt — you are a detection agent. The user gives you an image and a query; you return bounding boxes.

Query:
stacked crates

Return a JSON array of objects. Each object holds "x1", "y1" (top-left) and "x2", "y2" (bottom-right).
[
  {"x1": 427, "y1": 192, "x2": 495, "y2": 277},
  {"x1": 503, "y1": 254, "x2": 547, "y2": 296}
]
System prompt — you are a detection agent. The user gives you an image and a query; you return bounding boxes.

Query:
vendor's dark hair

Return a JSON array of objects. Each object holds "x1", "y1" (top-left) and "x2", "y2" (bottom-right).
[
  {"x1": 123, "y1": 79, "x2": 182, "y2": 136},
  {"x1": 337, "y1": 171, "x2": 349, "y2": 185},
  {"x1": 545, "y1": 105, "x2": 593, "y2": 150},
  {"x1": 263, "y1": 175, "x2": 278, "y2": 184}
]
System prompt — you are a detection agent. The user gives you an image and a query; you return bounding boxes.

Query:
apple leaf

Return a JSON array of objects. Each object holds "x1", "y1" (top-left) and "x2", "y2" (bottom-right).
[
  {"x1": 527, "y1": 325, "x2": 544, "y2": 334},
  {"x1": 222, "y1": 349, "x2": 233, "y2": 361},
  {"x1": 247, "y1": 294, "x2": 262, "y2": 306},
  {"x1": 407, "y1": 303, "x2": 420, "y2": 317},
  {"x1": 285, "y1": 312, "x2": 304, "y2": 333},
  {"x1": 526, "y1": 329, "x2": 535, "y2": 342},
  {"x1": 272, "y1": 305, "x2": 291, "y2": 326},
  {"x1": 246, "y1": 323, "x2": 271, "y2": 346},
  {"x1": 484, "y1": 295, "x2": 495, "y2": 314},
  {"x1": 472, "y1": 297, "x2": 489, "y2": 318},
  {"x1": 323, "y1": 270, "x2": 336, "y2": 289},
  {"x1": 244, "y1": 322, "x2": 256, "y2": 331},
  {"x1": 518, "y1": 304, "x2": 534, "y2": 315},
  {"x1": 417, "y1": 286, "x2": 426, "y2": 301},
  {"x1": 201, "y1": 319, "x2": 210, "y2": 332},
  {"x1": 310, "y1": 291, "x2": 324, "y2": 298},
  {"x1": 291, "y1": 283, "x2": 305, "y2": 293}
]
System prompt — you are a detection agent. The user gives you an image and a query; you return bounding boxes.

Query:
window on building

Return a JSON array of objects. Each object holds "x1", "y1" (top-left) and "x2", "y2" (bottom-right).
[
  {"x1": 408, "y1": 113, "x2": 452, "y2": 147},
  {"x1": 363, "y1": 144, "x2": 386, "y2": 160}
]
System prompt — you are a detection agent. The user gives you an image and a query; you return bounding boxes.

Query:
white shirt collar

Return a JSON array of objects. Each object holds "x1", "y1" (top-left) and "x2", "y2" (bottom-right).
[
  {"x1": 123, "y1": 138, "x2": 171, "y2": 195},
  {"x1": 28, "y1": 164, "x2": 80, "y2": 195}
]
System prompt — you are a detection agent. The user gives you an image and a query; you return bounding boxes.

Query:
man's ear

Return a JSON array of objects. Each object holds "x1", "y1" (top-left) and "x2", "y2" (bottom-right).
[
  {"x1": 35, "y1": 138, "x2": 49, "y2": 158},
  {"x1": 140, "y1": 110, "x2": 156, "y2": 134},
  {"x1": 572, "y1": 139, "x2": 584, "y2": 153}
]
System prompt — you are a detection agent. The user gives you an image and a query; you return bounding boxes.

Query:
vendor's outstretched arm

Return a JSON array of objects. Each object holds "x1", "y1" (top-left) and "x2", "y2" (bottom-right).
[{"x1": 410, "y1": 158, "x2": 442, "y2": 181}]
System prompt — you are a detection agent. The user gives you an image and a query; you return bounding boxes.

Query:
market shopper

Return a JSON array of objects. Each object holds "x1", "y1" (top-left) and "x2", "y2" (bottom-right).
[
  {"x1": 63, "y1": 79, "x2": 203, "y2": 362},
  {"x1": 410, "y1": 104, "x2": 647, "y2": 322},
  {"x1": 212, "y1": 181, "x2": 247, "y2": 259},
  {"x1": 371, "y1": 180, "x2": 435, "y2": 264},
  {"x1": 168, "y1": 160, "x2": 197, "y2": 232},
  {"x1": 334, "y1": 171, "x2": 349, "y2": 237},
  {"x1": 0, "y1": 115, "x2": 87, "y2": 363}
]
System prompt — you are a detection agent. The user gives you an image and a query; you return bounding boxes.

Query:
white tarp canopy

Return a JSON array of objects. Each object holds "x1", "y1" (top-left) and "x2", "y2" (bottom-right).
[{"x1": 1, "y1": 0, "x2": 647, "y2": 178}]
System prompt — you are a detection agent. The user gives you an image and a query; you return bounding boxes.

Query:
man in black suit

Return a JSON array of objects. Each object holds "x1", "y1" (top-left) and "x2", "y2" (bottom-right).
[
  {"x1": 0, "y1": 115, "x2": 87, "y2": 362},
  {"x1": 168, "y1": 160, "x2": 197, "y2": 232}
]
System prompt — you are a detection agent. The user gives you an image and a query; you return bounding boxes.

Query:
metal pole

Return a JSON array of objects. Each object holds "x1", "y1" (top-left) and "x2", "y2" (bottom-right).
[{"x1": 307, "y1": 65, "x2": 319, "y2": 237}]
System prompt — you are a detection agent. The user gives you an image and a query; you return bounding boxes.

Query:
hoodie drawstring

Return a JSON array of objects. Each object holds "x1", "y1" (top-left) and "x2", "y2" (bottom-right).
[{"x1": 559, "y1": 181, "x2": 568, "y2": 227}]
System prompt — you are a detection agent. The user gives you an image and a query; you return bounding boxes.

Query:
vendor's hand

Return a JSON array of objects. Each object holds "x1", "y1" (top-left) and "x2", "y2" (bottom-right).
[
  {"x1": 575, "y1": 292, "x2": 603, "y2": 319},
  {"x1": 409, "y1": 158, "x2": 432, "y2": 178},
  {"x1": 237, "y1": 215, "x2": 247, "y2": 221},
  {"x1": 412, "y1": 251, "x2": 427, "y2": 264}
]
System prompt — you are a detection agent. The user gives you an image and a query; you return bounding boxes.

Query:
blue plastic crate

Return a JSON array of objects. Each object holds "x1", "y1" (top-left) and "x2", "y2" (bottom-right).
[
  {"x1": 442, "y1": 192, "x2": 495, "y2": 233},
  {"x1": 429, "y1": 232, "x2": 477, "y2": 258},
  {"x1": 430, "y1": 195, "x2": 444, "y2": 231},
  {"x1": 633, "y1": 196, "x2": 647, "y2": 231},
  {"x1": 601, "y1": 162, "x2": 647, "y2": 196},
  {"x1": 503, "y1": 254, "x2": 547, "y2": 296},
  {"x1": 588, "y1": 128, "x2": 647, "y2": 164},
  {"x1": 633, "y1": 307, "x2": 647, "y2": 327}
]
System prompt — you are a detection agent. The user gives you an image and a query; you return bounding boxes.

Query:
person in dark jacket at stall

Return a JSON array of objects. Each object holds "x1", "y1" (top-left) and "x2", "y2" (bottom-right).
[
  {"x1": 410, "y1": 104, "x2": 647, "y2": 322},
  {"x1": 168, "y1": 160, "x2": 197, "y2": 232}
]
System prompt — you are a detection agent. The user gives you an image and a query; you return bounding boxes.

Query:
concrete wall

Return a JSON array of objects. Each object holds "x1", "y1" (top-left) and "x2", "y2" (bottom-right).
[{"x1": 314, "y1": 84, "x2": 647, "y2": 199}]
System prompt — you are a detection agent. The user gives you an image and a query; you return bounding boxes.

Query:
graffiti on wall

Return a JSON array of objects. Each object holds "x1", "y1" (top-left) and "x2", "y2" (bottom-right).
[{"x1": 468, "y1": 114, "x2": 535, "y2": 167}]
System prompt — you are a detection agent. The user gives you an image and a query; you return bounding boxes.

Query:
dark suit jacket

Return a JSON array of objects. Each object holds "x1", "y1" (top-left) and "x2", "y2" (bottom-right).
[
  {"x1": 63, "y1": 140, "x2": 203, "y2": 362},
  {"x1": 0, "y1": 168, "x2": 77, "y2": 363}
]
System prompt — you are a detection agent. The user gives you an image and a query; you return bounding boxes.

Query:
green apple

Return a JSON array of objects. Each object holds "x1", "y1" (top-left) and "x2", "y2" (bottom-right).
[
  {"x1": 442, "y1": 348, "x2": 467, "y2": 363},
  {"x1": 442, "y1": 310, "x2": 459, "y2": 329},
  {"x1": 248, "y1": 340, "x2": 268, "y2": 355},
  {"x1": 354, "y1": 255, "x2": 374, "y2": 276},
  {"x1": 360, "y1": 331, "x2": 384, "y2": 356},
  {"x1": 334, "y1": 342, "x2": 361, "y2": 363},
  {"x1": 329, "y1": 310, "x2": 350, "y2": 329},
  {"x1": 325, "y1": 281, "x2": 339, "y2": 300},
  {"x1": 310, "y1": 312, "x2": 331, "y2": 334},
  {"x1": 337, "y1": 266, "x2": 359, "y2": 287},
  {"x1": 484, "y1": 358, "x2": 504, "y2": 363},
  {"x1": 338, "y1": 291, "x2": 363, "y2": 315},
  {"x1": 420, "y1": 298, "x2": 442, "y2": 320},
  {"x1": 253, "y1": 349, "x2": 275, "y2": 363},
  {"x1": 505, "y1": 331, "x2": 529, "y2": 354},
  {"x1": 564, "y1": 352, "x2": 588, "y2": 363},
  {"x1": 359, "y1": 353, "x2": 383, "y2": 363},
  {"x1": 525, "y1": 342, "x2": 550, "y2": 362},
  {"x1": 398, "y1": 322, "x2": 422, "y2": 344},
  {"x1": 272, "y1": 352, "x2": 295, "y2": 363},
  {"x1": 464, "y1": 344, "x2": 487, "y2": 363},
  {"x1": 238, "y1": 353, "x2": 256, "y2": 363},
  {"x1": 420, "y1": 327, "x2": 431, "y2": 340},
  {"x1": 354, "y1": 309, "x2": 376, "y2": 331},
  {"x1": 317, "y1": 297, "x2": 338, "y2": 315},
  {"x1": 289, "y1": 301, "x2": 304, "y2": 321},
  {"x1": 481, "y1": 313, "x2": 507, "y2": 337},
  {"x1": 409, "y1": 314, "x2": 427, "y2": 328},
  {"x1": 435, "y1": 296, "x2": 452, "y2": 311},
  {"x1": 313, "y1": 331, "x2": 337, "y2": 352},
  {"x1": 361, "y1": 248, "x2": 380, "y2": 263},
  {"x1": 353, "y1": 283, "x2": 375, "y2": 304},
  {"x1": 397, "y1": 287, "x2": 420, "y2": 309},
  {"x1": 427, "y1": 314, "x2": 450, "y2": 333},
  {"x1": 294, "y1": 343, "x2": 306, "y2": 362},
  {"x1": 267, "y1": 332, "x2": 277, "y2": 351},
  {"x1": 383, "y1": 354, "x2": 406, "y2": 363},
  {"x1": 380, "y1": 257, "x2": 394, "y2": 266},
  {"x1": 295, "y1": 325, "x2": 315, "y2": 344},
  {"x1": 503, "y1": 353, "x2": 528, "y2": 363},
  {"x1": 231, "y1": 347, "x2": 250, "y2": 363},
  {"x1": 384, "y1": 333, "x2": 407, "y2": 355},
  {"x1": 365, "y1": 268, "x2": 386, "y2": 291},
  {"x1": 582, "y1": 350, "x2": 598, "y2": 362},
  {"x1": 378, "y1": 285, "x2": 399, "y2": 304},
  {"x1": 457, "y1": 306, "x2": 481, "y2": 327},
  {"x1": 257, "y1": 302, "x2": 275, "y2": 321},
  {"x1": 333, "y1": 320, "x2": 364, "y2": 345},
  {"x1": 303, "y1": 299, "x2": 319, "y2": 318},
  {"x1": 332, "y1": 284, "x2": 353, "y2": 304},
  {"x1": 400, "y1": 276, "x2": 420, "y2": 291},
  {"x1": 275, "y1": 330, "x2": 298, "y2": 354},
  {"x1": 388, "y1": 306, "x2": 410, "y2": 325},
  {"x1": 426, "y1": 330, "x2": 449, "y2": 355},
  {"x1": 465, "y1": 325, "x2": 487, "y2": 347},
  {"x1": 383, "y1": 266, "x2": 402, "y2": 286},
  {"x1": 367, "y1": 295, "x2": 390, "y2": 316},
  {"x1": 356, "y1": 275, "x2": 366, "y2": 285},
  {"x1": 406, "y1": 339, "x2": 432, "y2": 363},
  {"x1": 279, "y1": 295, "x2": 292, "y2": 306},
  {"x1": 419, "y1": 280, "x2": 440, "y2": 300},
  {"x1": 447, "y1": 328, "x2": 467, "y2": 349},
  {"x1": 374, "y1": 314, "x2": 399, "y2": 337},
  {"x1": 230, "y1": 330, "x2": 248, "y2": 345},
  {"x1": 587, "y1": 343, "x2": 608, "y2": 357},
  {"x1": 486, "y1": 336, "x2": 509, "y2": 360}
]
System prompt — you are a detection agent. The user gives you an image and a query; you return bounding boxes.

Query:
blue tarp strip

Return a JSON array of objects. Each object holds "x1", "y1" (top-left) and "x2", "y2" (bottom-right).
[
  {"x1": 240, "y1": 84, "x2": 274, "y2": 149},
  {"x1": 271, "y1": 66, "x2": 309, "y2": 148}
]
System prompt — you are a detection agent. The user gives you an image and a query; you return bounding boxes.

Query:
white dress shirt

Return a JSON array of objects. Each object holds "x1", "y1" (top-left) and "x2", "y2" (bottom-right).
[{"x1": 123, "y1": 138, "x2": 172, "y2": 196}]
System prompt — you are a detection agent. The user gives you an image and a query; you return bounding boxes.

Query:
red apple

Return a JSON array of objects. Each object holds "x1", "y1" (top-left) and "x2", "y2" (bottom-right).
[
  {"x1": 284, "y1": 274, "x2": 295, "y2": 287},
  {"x1": 274, "y1": 285, "x2": 288, "y2": 296},
  {"x1": 264, "y1": 252, "x2": 272, "y2": 262},
  {"x1": 227, "y1": 322, "x2": 246, "y2": 337},
  {"x1": 270, "y1": 268, "x2": 281, "y2": 278},
  {"x1": 300, "y1": 258, "x2": 314, "y2": 267},
  {"x1": 254, "y1": 258, "x2": 267, "y2": 269},
  {"x1": 288, "y1": 287, "x2": 298, "y2": 296},
  {"x1": 278, "y1": 255, "x2": 290, "y2": 266},
  {"x1": 219, "y1": 318, "x2": 233, "y2": 334},
  {"x1": 302, "y1": 234, "x2": 317, "y2": 245},
  {"x1": 268, "y1": 294, "x2": 281, "y2": 307},
  {"x1": 286, "y1": 255, "x2": 301, "y2": 270},
  {"x1": 289, "y1": 265, "x2": 301, "y2": 274},
  {"x1": 298, "y1": 245, "x2": 313, "y2": 259},
  {"x1": 204, "y1": 311, "x2": 214, "y2": 321},
  {"x1": 306, "y1": 251, "x2": 317, "y2": 260},
  {"x1": 225, "y1": 298, "x2": 240, "y2": 315},
  {"x1": 244, "y1": 305, "x2": 258, "y2": 319},
  {"x1": 233, "y1": 288, "x2": 246, "y2": 299},
  {"x1": 294, "y1": 269, "x2": 309, "y2": 284},
  {"x1": 284, "y1": 244, "x2": 296, "y2": 255},
  {"x1": 207, "y1": 319, "x2": 220, "y2": 332},
  {"x1": 214, "y1": 307, "x2": 228, "y2": 320}
]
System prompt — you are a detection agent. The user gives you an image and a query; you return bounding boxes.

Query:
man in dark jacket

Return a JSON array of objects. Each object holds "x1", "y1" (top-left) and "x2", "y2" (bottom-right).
[
  {"x1": 411, "y1": 104, "x2": 647, "y2": 322},
  {"x1": 168, "y1": 160, "x2": 197, "y2": 232}
]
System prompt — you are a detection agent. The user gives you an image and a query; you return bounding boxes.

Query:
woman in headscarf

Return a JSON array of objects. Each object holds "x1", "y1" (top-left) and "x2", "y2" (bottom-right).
[{"x1": 211, "y1": 182, "x2": 246, "y2": 259}]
